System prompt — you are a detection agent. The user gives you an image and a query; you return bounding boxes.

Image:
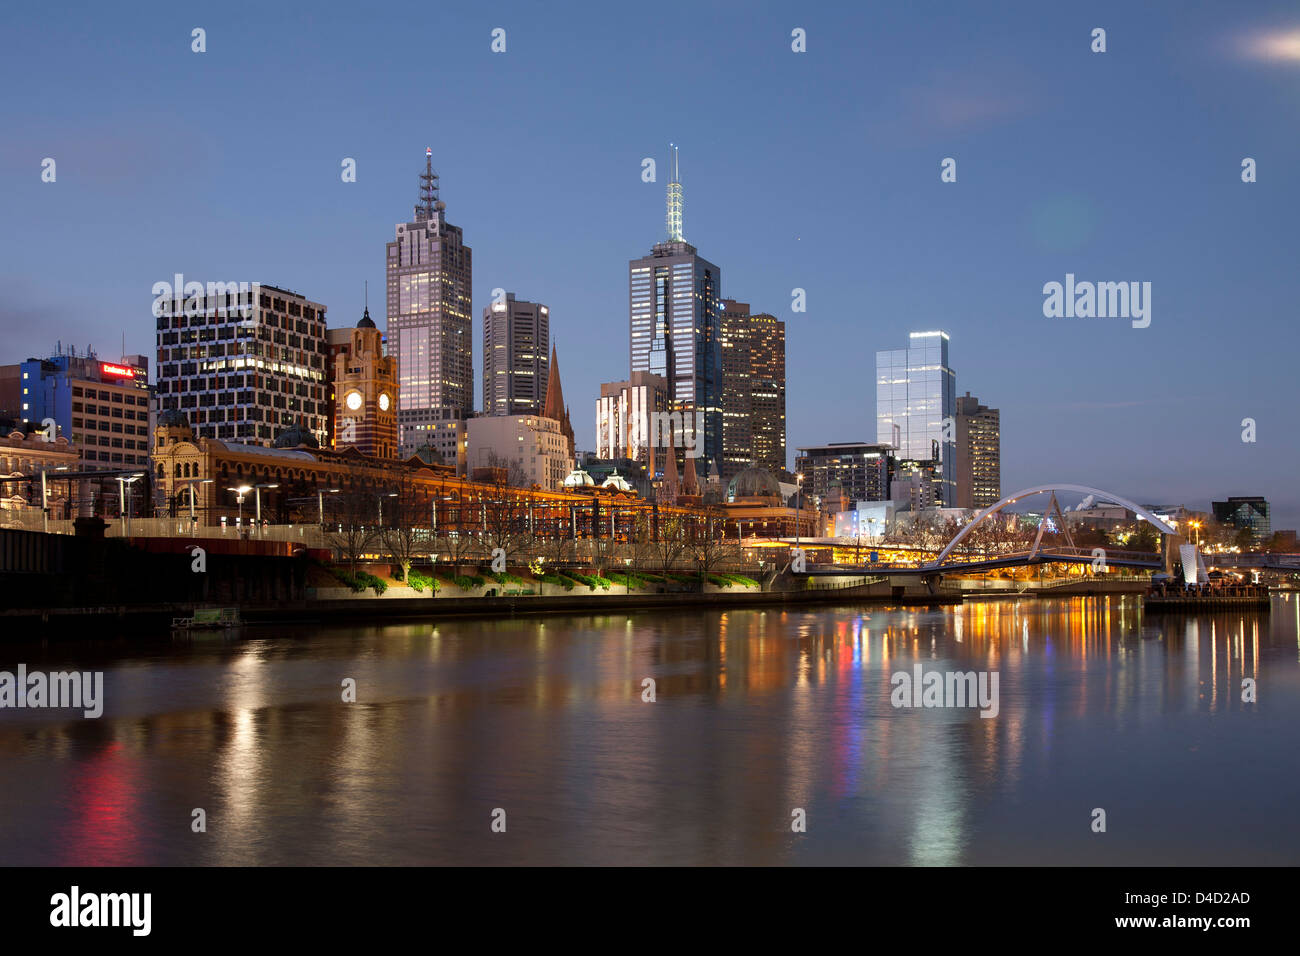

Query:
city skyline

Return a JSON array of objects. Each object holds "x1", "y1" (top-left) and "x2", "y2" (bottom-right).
[{"x1": 2, "y1": 1, "x2": 1297, "y2": 524}]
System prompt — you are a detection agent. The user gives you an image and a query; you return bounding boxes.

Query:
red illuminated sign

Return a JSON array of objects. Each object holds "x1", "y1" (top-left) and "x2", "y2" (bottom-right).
[{"x1": 100, "y1": 363, "x2": 136, "y2": 379}]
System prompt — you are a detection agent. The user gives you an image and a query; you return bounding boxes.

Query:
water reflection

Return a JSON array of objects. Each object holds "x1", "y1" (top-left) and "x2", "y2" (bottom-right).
[{"x1": 1, "y1": 597, "x2": 1297, "y2": 865}]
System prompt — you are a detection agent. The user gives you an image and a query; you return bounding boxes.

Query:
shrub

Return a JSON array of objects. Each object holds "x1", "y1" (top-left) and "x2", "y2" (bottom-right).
[
  {"x1": 540, "y1": 573, "x2": 574, "y2": 590},
  {"x1": 407, "y1": 570, "x2": 440, "y2": 594},
  {"x1": 453, "y1": 574, "x2": 487, "y2": 590},
  {"x1": 492, "y1": 571, "x2": 525, "y2": 586}
]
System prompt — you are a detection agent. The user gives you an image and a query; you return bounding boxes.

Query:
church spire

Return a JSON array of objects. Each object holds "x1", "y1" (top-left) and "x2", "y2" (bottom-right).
[{"x1": 543, "y1": 344, "x2": 576, "y2": 465}]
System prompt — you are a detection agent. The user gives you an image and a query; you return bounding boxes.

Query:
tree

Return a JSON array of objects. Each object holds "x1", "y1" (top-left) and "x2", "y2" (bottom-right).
[
  {"x1": 481, "y1": 450, "x2": 529, "y2": 488},
  {"x1": 691, "y1": 505, "x2": 742, "y2": 575},
  {"x1": 647, "y1": 514, "x2": 689, "y2": 573},
  {"x1": 481, "y1": 477, "x2": 534, "y2": 566},
  {"x1": 323, "y1": 487, "x2": 378, "y2": 570},
  {"x1": 380, "y1": 477, "x2": 430, "y2": 581}
]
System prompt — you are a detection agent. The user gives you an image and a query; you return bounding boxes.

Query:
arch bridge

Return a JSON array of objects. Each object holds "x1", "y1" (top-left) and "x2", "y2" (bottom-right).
[{"x1": 799, "y1": 484, "x2": 1176, "y2": 578}]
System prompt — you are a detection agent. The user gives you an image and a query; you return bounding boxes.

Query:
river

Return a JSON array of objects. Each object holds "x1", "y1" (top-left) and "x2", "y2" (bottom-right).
[{"x1": 2, "y1": 595, "x2": 1297, "y2": 865}]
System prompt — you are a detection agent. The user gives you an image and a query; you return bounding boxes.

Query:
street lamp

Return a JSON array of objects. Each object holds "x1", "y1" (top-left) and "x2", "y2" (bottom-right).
[
  {"x1": 254, "y1": 482, "x2": 279, "y2": 533},
  {"x1": 115, "y1": 473, "x2": 143, "y2": 537},
  {"x1": 184, "y1": 478, "x2": 214, "y2": 526},
  {"x1": 228, "y1": 484, "x2": 253, "y2": 529},
  {"x1": 795, "y1": 472, "x2": 804, "y2": 552},
  {"x1": 39, "y1": 464, "x2": 68, "y2": 533},
  {"x1": 378, "y1": 491, "x2": 397, "y2": 527},
  {"x1": 318, "y1": 487, "x2": 341, "y2": 526}
]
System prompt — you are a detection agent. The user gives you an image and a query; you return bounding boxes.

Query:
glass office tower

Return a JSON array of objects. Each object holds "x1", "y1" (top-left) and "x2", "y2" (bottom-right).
[
  {"x1": 876, "y1": 331, "x2": 956, "y2": 506},
  {"x1": 386, "y1": 149, "x2": 473, "y2": 462},
  {"x1": 628, "y1": 147, "x2": 722, "y2": 474}
]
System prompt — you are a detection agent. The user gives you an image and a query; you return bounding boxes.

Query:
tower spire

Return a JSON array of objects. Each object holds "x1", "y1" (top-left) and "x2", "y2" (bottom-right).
[
  {"x1": 415, "y1": 147, "x2": 441, "y2": 223},
  {"x1": 666, "y1": 143, "x2": 684, "y2": 241}
]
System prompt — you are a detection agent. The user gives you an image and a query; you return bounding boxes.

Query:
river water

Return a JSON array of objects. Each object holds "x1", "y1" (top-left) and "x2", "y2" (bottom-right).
[{"x1": 2, "y1": 596, "x2": 1297, "y2": 865}]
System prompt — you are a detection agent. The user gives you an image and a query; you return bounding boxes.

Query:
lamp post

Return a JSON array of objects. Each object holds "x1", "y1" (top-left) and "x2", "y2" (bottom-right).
[
  {"x1": 254, "y1": 483, "x2": 279, "y2": 534},
  {"x1": 623, "y1": 556, "x2": 632, "y2": 594},
  {"x1": 115, "y1": 473, "x2": 143, "y2": 537},
  {"x1": 378, "y1": 491, "x2": 397, "y2": 527},
  {"x1": 318, "y1": 487, "x2": 341, "y2": 526},
  {"x1": 228, "y1": 484, "x2": 252, "y2": 530},
  {"x1": 795, "y1": 472, "x2": 804, "y2": 552},
  {"x1": 185, "y1": 478, "x2": 214, "y2": 527}
]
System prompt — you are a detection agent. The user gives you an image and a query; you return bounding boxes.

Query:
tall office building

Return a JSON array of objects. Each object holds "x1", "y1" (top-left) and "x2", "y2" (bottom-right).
[
  {"x1": 876, "y1": 331, "x2": 956, "y2": 506},
  {"x1": 720, "y1": 299, "x2": 786, "y2": 481},
  {"x1": 156, "y1": 284, "x2": 327, "y2": 446},
  {"x1": 483, "y1": 293, "x2": 549, "y2": 416},
  {"x1": 628, "y1": 145, "x2": 722, "y2": 474},
  {"x1": 595, "y1": 371, "x2": 671, "y2": 464},
  {"x1": 954, "y1": 391, "x2": 1000, "y2": 509},
  {"x1": 720, "y1": 300, "x2": 752, "y2": 479},
  {"x1": 387, "y1": 148, "x2": 473, "y2": 463}
]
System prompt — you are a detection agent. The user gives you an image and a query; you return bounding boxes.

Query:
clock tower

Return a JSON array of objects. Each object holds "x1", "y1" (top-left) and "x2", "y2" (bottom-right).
[{"x1": 333, "y1": 306, "x2": 398, "y2": 458}]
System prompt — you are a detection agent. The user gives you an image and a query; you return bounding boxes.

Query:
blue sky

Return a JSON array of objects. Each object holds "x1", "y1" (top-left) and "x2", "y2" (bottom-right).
[{"x1": 2, "y1": 1, "x2": 1297, "y2": 525}]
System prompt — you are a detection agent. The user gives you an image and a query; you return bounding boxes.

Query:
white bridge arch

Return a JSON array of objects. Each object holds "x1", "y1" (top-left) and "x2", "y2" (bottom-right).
[{"x1": 929, "y1": 484, "x2": 1176, "y2": 568}]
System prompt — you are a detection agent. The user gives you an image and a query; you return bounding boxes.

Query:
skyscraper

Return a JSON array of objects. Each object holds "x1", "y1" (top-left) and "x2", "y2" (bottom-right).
[
  {"x1": 482, "y1": 293, "x2": 549, "y2": 417},
  {"x1": 720, "y1": 299, "x2": 786, "y2": 481},
  {"x1": 628, "y1": 145, "x2": 722, "y2": 474},
  {"x1": 156, "y1": 283, "x2": 327, "y2": 447},
  {"x1": 876, "y1": 331, "x2": 956, "y2": 506},
  {"x1": 387, "y1": 149, "x2": 473, "y2": 464},
  {"x1": 954, "y1": 391, "x2": 1000, "y2": 509}
]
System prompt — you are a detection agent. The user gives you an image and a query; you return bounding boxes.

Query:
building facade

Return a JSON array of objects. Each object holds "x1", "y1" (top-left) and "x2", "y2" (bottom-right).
[
  {"x1": 628, "y1": 147, "x2": 723, "y2": 474},
  {"x1": 1212, "y1": 496, "x2": 1271, "y2": 543},
  {"x1": 387, "y1": 149, "x2": 473, "y2": 462},
  {"x1": 595, "y1": 372, "x2": 671, "y2": 467},
  {"x1": 794, "y1": 442, "x2": 892, "y2": 511},
  {"x1": 719, "y1": 301, "x2": 786, "y2": 481},
  {"x1": 483, "y1": 293, "x2": 549, "y2": 417},
  {"x1": 954, "y1": 391, "x2": 1000, "y2": 509},
  {"x1": 466, "y1": 414, "x2": 570, "y2": 490},
  {"x1": 15, "y1": 350, "x2": 153, "y2": 471},
  {"x1": 330, "y1": 307, "x2": 398, "y2": 459},
  {"x1": 876, "y1": 331, "x2": 956, "y2": 506},
  {"x1": 156, "y1": 282, "x2": 327, "y2": 447},
  {"x1": 0, "y1": 425, "x2": 78, "y2": 517}
]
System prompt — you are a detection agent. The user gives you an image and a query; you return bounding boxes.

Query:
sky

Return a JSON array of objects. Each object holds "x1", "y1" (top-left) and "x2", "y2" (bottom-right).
[{"x1": 2, "y1": 0, "x2": 1297, "y2": 526}]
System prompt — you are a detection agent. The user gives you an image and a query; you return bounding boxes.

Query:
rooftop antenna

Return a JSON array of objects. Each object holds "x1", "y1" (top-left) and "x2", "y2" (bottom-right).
[
  {"x1": 415, "y1": 147, "x2": 441, "y2": 224},
  {"x1": 666, "y1": 143, "x2": 684, "y2": 241}
]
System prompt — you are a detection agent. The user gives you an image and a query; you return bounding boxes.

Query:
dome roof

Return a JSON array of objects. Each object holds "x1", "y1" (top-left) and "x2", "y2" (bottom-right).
[
  {"x1": 600, "y1": 471, "x2": 632, "y2": 492},
  {"x1": 357, "y1": 306, "x2": 376, "y2": 329},
  {"x1": 158, "y1": 408, "x2": 189, "y2": 429},
  {"x1": 727, "y1": 466, "x2": 781, "y2": 502},
  {"x1": 562, "y1": 468, "x2": 595, "y2": 488},
  {"x1": 272, "y1": 423, "x2": 320, "y2": 449}
]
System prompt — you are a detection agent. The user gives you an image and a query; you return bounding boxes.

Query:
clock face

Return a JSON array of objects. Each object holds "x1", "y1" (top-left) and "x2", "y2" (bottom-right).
[
  {"x1": 379, "y1": 393, "x2": 391, "y2": 412},
  {"x1": 345, "y1": 391, "x2": 362, "y2": 411}
]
